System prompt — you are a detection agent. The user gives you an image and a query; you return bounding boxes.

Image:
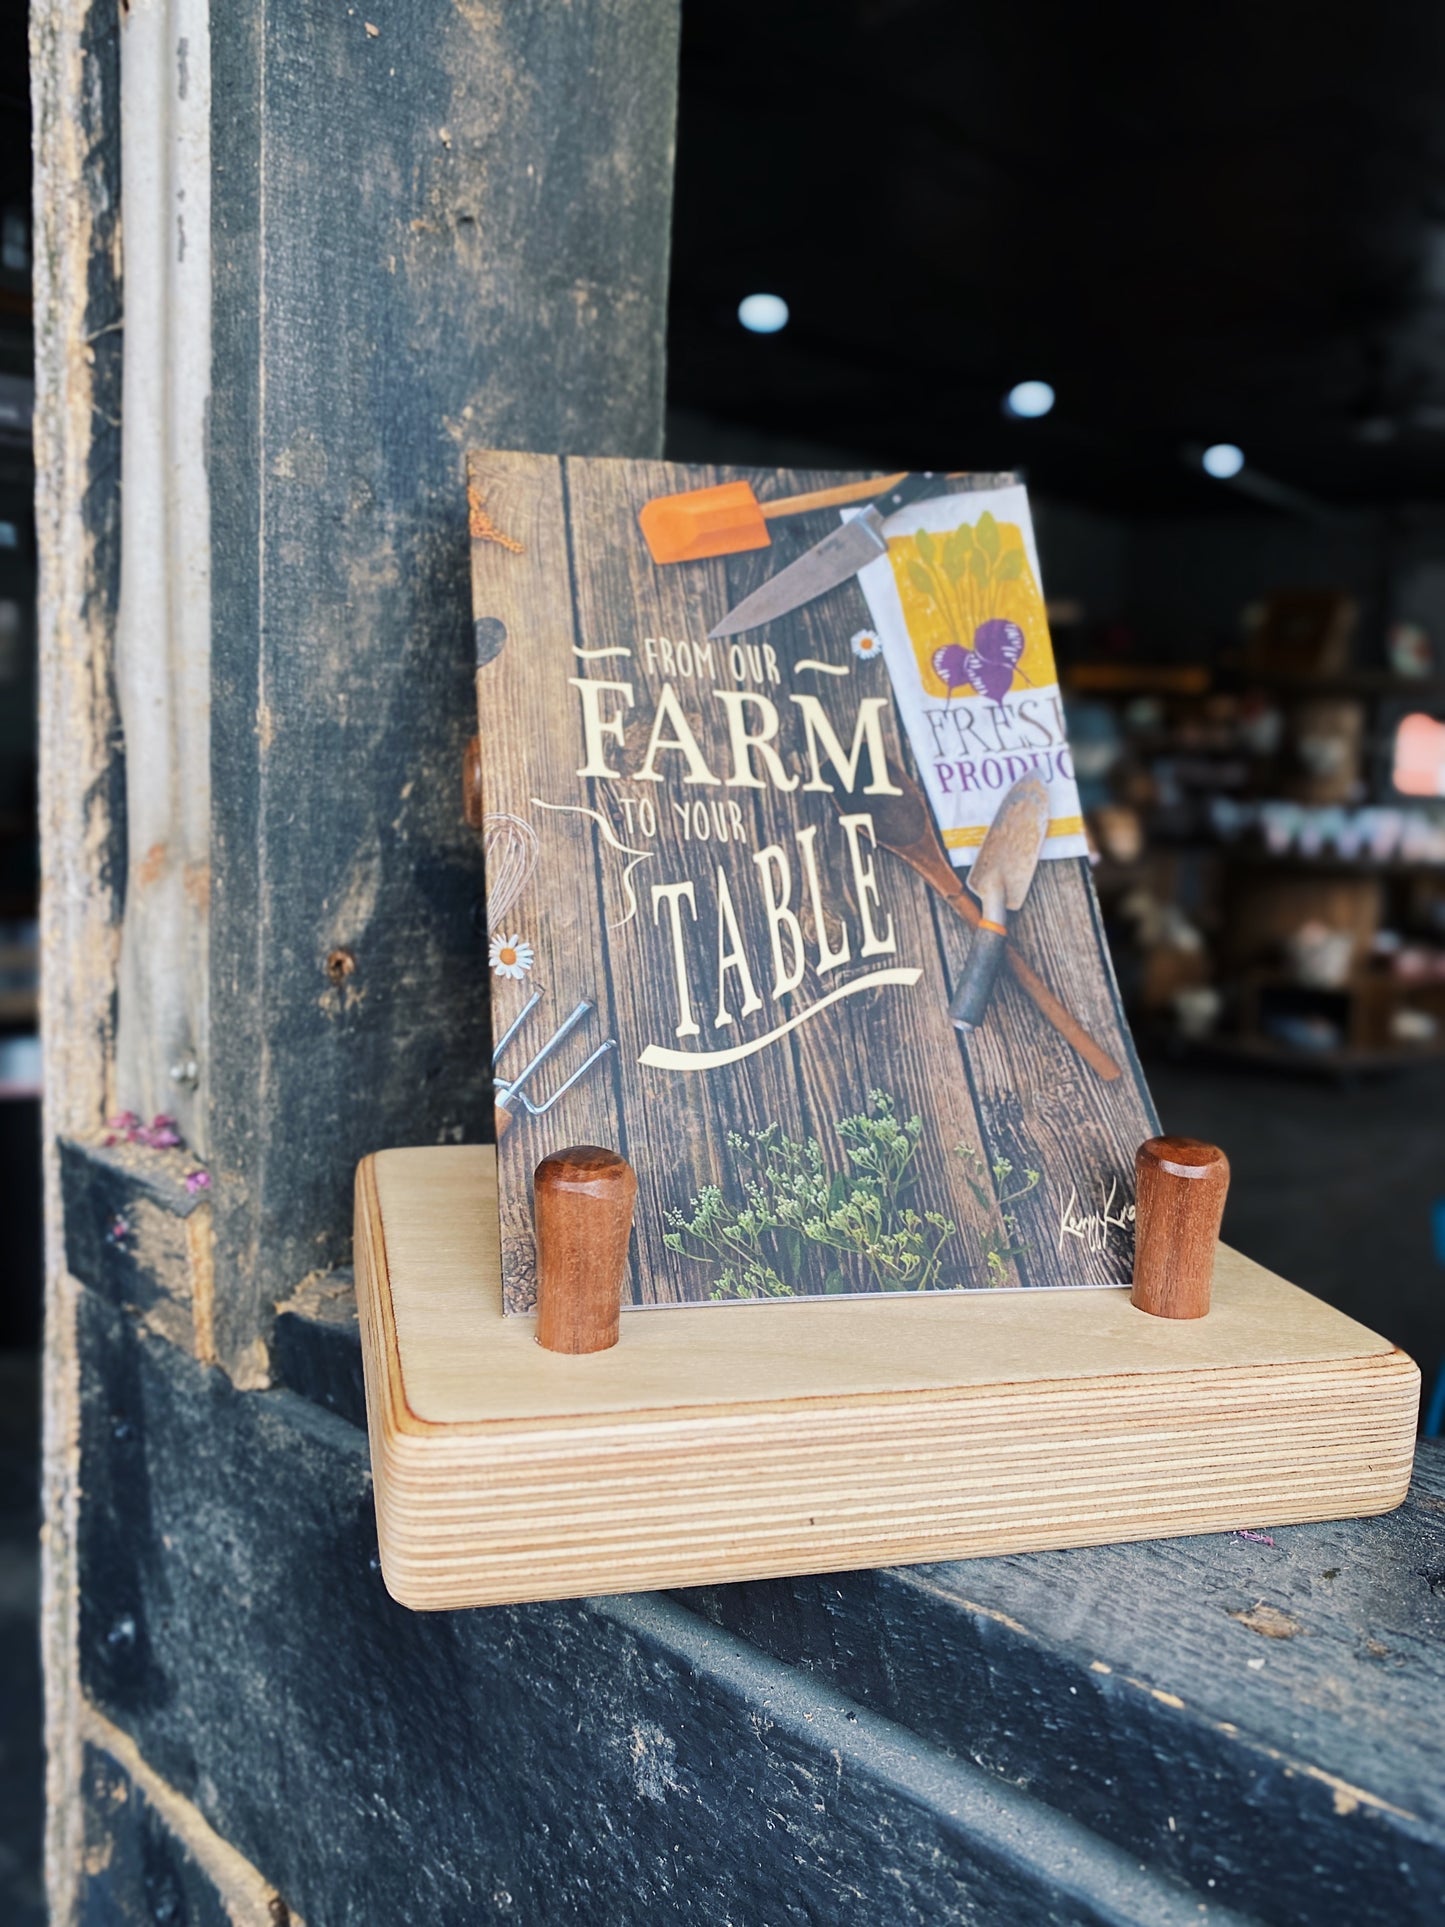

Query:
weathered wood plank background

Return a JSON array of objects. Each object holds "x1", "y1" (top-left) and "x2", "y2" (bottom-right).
[{"x1": 472, "y1": 457, "x2": 1157, "y2": 1310}]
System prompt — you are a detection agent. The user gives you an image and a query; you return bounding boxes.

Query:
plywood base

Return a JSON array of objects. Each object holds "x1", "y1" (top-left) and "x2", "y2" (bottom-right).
[{"x1": 354, "y1": 1147, "x2": 1418, "y2": 1610}]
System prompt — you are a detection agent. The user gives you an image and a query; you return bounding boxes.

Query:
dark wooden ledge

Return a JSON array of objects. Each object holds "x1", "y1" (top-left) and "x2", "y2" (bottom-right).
[{"x1": 73, "y1": 1262, "x2": 1444, "y2": 1925}]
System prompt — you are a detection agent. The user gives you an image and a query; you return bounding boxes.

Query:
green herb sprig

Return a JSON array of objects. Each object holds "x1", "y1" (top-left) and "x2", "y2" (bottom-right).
[{"x1": 663, "y1": 1091, "x2": 957, "y2": 1301}]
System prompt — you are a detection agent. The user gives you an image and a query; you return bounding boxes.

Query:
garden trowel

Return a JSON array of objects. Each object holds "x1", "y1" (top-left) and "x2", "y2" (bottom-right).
[{"x1": 948, "y1": 773, "x2": 1051, "y2": 1033}]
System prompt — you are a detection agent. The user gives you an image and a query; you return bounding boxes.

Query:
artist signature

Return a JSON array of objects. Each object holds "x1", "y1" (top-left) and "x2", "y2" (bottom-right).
[{"x1": 1057, "y1": 1176, "x2": 1136, "y2": 1255}]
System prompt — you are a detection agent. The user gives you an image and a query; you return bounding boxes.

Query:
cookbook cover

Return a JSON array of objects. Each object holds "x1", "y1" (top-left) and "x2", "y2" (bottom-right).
[{"x1": 468, "y1": 453, "x2": 1157, "y2": 1313}]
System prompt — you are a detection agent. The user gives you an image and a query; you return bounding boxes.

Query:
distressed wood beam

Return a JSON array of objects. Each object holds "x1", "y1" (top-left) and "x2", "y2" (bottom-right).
[
  {"x1": 32, "y1": 2, "x2": 127, "y2": 1917},
  {"x1": 207, "y1": 0, "x2": 680, "y2": 1377},
  {"x1": 112, "y1": 0, "x2": 213, "y2": 1156}
]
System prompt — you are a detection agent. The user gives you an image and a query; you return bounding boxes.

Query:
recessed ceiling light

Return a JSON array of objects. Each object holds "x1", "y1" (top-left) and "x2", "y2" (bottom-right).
[
  {"x1": 738, "y1": 293, "x2": 789, "y2": 335},
  {"x1": 1004, "y1": 380, "x2": 1055, "y2": 419},
  {"x1": 1202, "y1": 443, "x2": 1245, "y2": 479}
]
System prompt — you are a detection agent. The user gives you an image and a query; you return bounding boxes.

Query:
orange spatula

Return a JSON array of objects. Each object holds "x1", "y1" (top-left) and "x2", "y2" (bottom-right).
[{"x1": 639, "y1": 471, "x2": 908, "y2": 565}]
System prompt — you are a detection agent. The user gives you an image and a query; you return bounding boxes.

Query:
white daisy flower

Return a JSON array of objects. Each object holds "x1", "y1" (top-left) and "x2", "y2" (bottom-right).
[
  {"x1": 850, "y1": 628, "x2": 882, "y2": 661},
  {"x1": 489, "y1": 932, "x2": 534, "y2": 980}
]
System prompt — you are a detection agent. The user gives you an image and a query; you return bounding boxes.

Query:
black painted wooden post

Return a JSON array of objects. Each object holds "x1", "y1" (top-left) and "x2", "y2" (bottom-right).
[{"x1": 207, "y1": 2, "x2": 679, "y2": 1379}]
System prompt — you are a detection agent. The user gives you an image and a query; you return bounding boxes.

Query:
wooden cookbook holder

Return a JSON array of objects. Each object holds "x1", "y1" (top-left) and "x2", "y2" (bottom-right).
[
  {"x1": 354, "y1": 1143, "x2": 1418, "y2": 1611},
  {"x1": 355, "y1": 456, "x2": 1416, "y2": 1609}
]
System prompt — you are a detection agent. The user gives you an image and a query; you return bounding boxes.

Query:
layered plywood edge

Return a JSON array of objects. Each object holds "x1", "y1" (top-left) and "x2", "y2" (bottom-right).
[{"x1": 354, "y1": 1147, "x2": 1418, "y2": 1611}]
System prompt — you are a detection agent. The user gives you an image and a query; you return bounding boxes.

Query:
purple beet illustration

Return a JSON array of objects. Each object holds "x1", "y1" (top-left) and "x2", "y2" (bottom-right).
[
  {"x1": 931, "y1": 642, "x2": 972, "y2": 694},
  {"x1": 964, "y1": 619, "x2": 1025, "y2": 702}
]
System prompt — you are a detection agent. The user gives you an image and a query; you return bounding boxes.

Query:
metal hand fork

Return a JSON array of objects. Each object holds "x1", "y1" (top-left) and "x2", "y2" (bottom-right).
[{"x1": 491, "y1": 991, "x2": 617, "y2": 1137}]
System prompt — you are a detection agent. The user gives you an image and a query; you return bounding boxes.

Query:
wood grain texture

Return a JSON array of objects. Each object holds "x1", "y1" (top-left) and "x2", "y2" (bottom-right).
[
  {"x1": 719, "y1": 472, "x2": 1026, "y2": 1291},
  {"x1": 207, "y1": 1, "x2": 679, "y2": 1372},
  {"x1": 563, "y1": 456, "x2": 819, "y2": 1304},
  {"x1": 934, "y1": 858, "x2": 1156, "y2": 1287},
  {"x1": 48, "y1": 7, "x2": 681, "y2": 1914},
  {"x1": 678, "y1": 1454, "x2": 1445, "y2": 1927},
  {"x1": 32, "y1": 4, "x2": 127, "y2": 1915},
  {"x1": 568, "y1": 457, "x2": 1019, "y2": 1297},
  {"x1": 467, "y1": 451, "x2": 626, "y2": 1309},
  {"x1": 862, "y1": 758, "x2": 1122, "y2": 1078},
  {"x1": 897, "y1": 474, "x2": 1157, "y2": 1282},
  {"x1": 73, "y1": 1268, "x2": 1445, "y2": 1924},
  {"x1": 60, "y1": 1138, "x2": 215, "y2": 1363},
  {"x1": 111, "y1": 0, "x2": 212, "y2": 1158},
  {"x1": 354, "y1": 1146, "x2": 1417, "y2": 1610},
  {"x1": 1132, "y1": 1135, "x2": 1230, "y2": 1319},
  {"x1": 79, "y1": 1713, "x2": 286, "y2": 1927},
  {"x1": 473, "y1": 461, "x2": 1157, "y2": 1308}
]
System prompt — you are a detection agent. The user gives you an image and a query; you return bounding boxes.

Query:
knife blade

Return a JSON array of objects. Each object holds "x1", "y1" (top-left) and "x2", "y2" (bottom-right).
[{"x1": 707, "y1": 471, "x2": 944, "y2": 639}]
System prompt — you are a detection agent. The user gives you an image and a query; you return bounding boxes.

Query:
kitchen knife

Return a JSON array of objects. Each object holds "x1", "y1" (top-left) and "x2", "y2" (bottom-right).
[
  {"x1": 948, "y1": 773, "x2": 1052, "y2": 1033},
  {"x1": 707, "y1": 471, "x2": 945, "y2": 639}
]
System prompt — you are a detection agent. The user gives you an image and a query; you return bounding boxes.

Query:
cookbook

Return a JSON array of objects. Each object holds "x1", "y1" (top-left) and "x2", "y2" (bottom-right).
[{"x1": 468, "y1": 453, "x2": 1157, "y2": 1312}]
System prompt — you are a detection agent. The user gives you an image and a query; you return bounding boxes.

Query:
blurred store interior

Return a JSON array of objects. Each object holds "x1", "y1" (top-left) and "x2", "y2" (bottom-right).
[{"x1": 664, "y1": 2, "x2": 1445, "y2": 1400}]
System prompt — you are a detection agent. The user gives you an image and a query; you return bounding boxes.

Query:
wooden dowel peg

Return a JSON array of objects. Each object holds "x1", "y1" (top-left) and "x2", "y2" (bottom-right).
[
  {"x1": 534, "y1": 1145, "x2": 636, "y2": 1354},
  {"x1": 1131, "y1": 1136, "x2": 1230, "y2": 1321}
]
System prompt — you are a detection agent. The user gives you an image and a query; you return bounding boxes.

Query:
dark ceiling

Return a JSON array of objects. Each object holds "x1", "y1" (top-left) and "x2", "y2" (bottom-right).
[{"x1": 665, "y1": 0, "x2": 1445, "y2": 513}]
